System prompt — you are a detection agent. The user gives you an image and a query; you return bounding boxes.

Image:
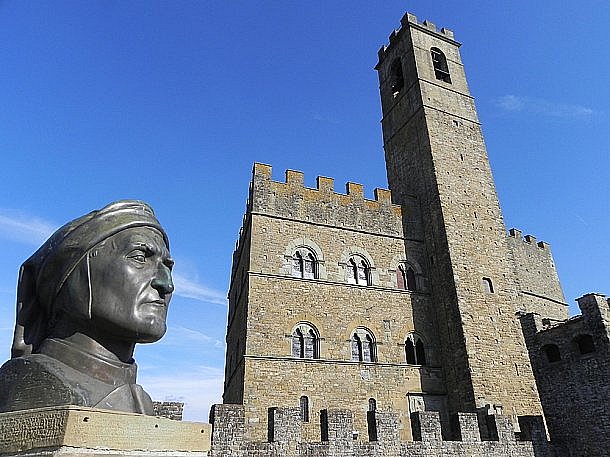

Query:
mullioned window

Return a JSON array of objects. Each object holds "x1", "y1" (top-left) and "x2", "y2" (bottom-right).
[
  {"x1": 351, "y1": 328, "x2": 376, "y2": 362},
  {"x1": 291, "y1": 323, "x2": 319, "y2": 359}
]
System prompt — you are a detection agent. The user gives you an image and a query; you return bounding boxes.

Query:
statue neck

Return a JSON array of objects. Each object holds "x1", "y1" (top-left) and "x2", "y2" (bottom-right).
[
  {"x1": 47, "y1": 316, "x2": 136, "y2": 364},
  {"x1": 61, "y1": 332, "x2": 136, "y2": 364}
]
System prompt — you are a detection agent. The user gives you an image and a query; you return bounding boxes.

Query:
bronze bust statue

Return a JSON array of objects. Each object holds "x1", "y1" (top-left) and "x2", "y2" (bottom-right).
[{"x1": 0, "y1": 201, "x2": 174, "y2": 414}]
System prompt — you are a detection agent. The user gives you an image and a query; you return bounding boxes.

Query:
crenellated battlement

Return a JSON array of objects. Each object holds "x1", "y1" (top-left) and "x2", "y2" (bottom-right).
[
  {"x1": 520, "y1": 292, "x2": 610, "y2": 345},
  {"x1": 249, "y1": 163, "x2": 402, "y2": 237},
  {"x1": 507, "y1": 228, "x2": 567, "y2": 320},
  {"x1": 508, "y1": 228, "x2": 551, "y2": 250},
  {"x1": 229, "y1": 163, "x2": 402, "y2": 281},
  {"x1": 208, "y1": 404, "x2": 551, "y2": 457},
  {"x1": 376, "y1": 12, "x2": 457, "y2": 66},
  {"x1": 253, "y1": 163, "x2": 394, "y2": 205}
]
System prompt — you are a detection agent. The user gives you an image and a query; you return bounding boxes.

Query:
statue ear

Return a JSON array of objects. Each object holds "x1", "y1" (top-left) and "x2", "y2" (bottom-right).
[{"x1": 55, "y1": 254, "x2": 92, "y2": 321}]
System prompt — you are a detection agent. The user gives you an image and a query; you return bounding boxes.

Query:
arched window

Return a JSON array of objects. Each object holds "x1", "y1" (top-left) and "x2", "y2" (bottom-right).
[
  {"x1": 390, "y1": 58, "x2": 404, "y2": 96},
  {"x1": 292, "y1": 248, "x2": 317, "y2": 279},
  {"x1": 482, "y1": 277, "x2": 494, "y2": 294},
  {"x1": 397, "y1": 264, "x2": 419, "y2": 291},
  {"x1": 574, "y1": 334, "x2": 595, "y2": 355},
  {"x1": 299, "y1": 396, "x2": 309, "y2": 422},
  {"x1": 541, "y1": 344, "x2": 561, "y2": 363},
  {"x1": 347, "y1": 256, "x2": 370, "y2": 286},
  {"x1": 351, "y1": 328, "x2": 376, "y2": 362},
  {"x1": 431, "y1": 47, "x2": 451, "y2": 83},
  {"x1": 405, "y1": 334, "x2": 426, "y2": 365},
  {"x1": 292, "y1": 323, "x2": 319, "y2": 359}
]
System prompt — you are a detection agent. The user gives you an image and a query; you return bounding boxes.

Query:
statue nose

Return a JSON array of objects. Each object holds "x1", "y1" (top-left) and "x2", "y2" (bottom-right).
[{"x1": 152, "y1": 265, "x2": 174, "y2": 295}]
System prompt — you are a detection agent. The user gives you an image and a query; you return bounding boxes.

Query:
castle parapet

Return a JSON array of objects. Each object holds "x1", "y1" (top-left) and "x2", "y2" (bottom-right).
[
  {"x1": 208, "y1": 404, "x2": 549, "y2": 456},
  {"x1": 249, "y1": 163, "x2": 403, "y2": 237},
  {"x1": 268, "y1": 407, "x2": 301, "y2": 444},
  {"x1": 507, "y1": 228, "x2": 567, "y2": 321},
  {"x1": 152, "y1": 401, "x2": 184, "y2": 421},
  {"x1": 577, "y1": 293, "x2": 610, "y2": 340},
  {"x1": 377, "y1": 12, "x2": 457, "y2": 68},
  {"x1": 508, "y1": 228, "x2": 550, "y2": 250}
]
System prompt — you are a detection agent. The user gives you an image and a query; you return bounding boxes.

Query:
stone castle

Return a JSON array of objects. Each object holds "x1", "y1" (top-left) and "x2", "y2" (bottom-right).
[
  {"x1": 221, "y1": 11, "x2": 609, "y2": 457},
  {"x1": 1, "y1": 11, "x2": 608, "y2": 457}
]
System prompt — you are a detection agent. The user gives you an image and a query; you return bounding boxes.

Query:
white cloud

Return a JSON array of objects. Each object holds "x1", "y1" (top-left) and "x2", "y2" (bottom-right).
[
  {"x1": 139, "y1": 365, "x2": 224, "y2": 422},
  {"x1": 165, "y1": 325, "x2": 224, "y2": 349},
  {"x1": 0, "y1": 211, "x2": 57, "y2": 246},
  {"x1": 173, "y1": 273, "x2": 227, "y2": 306},
  {"x1": 496, "y1": 94, "x2": 525, "y2": 111},
  {"x1": 496, "y1": 95, "x2": 595, "y2": 118}
]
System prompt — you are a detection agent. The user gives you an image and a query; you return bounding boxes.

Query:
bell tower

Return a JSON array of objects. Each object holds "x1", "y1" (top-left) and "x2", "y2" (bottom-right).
[{"x1": 375, "y1": 13, "x2": 543, "y2": 421}]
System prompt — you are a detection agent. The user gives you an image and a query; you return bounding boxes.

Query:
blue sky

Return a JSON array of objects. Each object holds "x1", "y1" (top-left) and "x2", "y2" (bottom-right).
[{"x1": 0, "y1": 2, "x2": 608, "y2": 421}]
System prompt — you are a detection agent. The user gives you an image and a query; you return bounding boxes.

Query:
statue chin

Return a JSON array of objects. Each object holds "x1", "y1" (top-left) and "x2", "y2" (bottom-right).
[{"x1": 134, "y1": 322, "x2": 168, "y2": 344}]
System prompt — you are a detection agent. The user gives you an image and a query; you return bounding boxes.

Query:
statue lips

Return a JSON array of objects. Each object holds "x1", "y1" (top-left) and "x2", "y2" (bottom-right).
[
  {"x1": 141, "y1": 299, "x2": 168, "y2": 311},
  {"x1": 140, "y1": 298, "x2": 169, "y2": 312}
]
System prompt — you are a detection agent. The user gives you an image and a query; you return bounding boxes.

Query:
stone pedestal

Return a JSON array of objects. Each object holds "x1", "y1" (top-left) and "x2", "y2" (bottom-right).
[{"x1": 0, "y1": 406, "x2": 210, "y2": 457}]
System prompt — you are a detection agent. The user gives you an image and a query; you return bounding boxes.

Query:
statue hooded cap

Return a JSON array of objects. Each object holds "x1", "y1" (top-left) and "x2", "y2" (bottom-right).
[{"x1": 11, "y1": 200, "x2": 169, "y2": 358}]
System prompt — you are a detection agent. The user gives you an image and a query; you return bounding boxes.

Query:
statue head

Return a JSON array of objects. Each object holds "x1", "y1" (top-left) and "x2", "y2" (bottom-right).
[{"x1": 11, "y1": 200, "x2": 174, "y2": 358}]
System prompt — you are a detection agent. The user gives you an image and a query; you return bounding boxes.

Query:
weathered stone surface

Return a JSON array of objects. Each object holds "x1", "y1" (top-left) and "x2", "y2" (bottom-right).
[
  {"x1": 153, "y1": 401, "x2": 185, "y2": 421},
  {"x1": 0, "y1": 406, "x2": 210, "y2": 455},
  {"x1": 206, "y1": 405, "x2": 552, "y2": 457},
  {"x1": 520, "y1": 293, "x2": 610, "y2": 456},
  {"x1": 1, "y1": 450, "x2": 207, "y2": 457},
  {"x1": 507, "y1": 229, "x2": 568, "y2": 321}
]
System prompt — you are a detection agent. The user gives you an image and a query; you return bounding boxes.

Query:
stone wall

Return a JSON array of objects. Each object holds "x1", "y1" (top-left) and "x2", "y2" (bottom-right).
[
  {"x1": 153, "y1": 401, "x2": 184, "y2": 421},
  {"x1": 0, "y1": 406, "x2": 210, "y2": 456},
  {"x1": 208, "y1": 404, "x2": 554, "y2": 457},
  {"x1": 507, "y1": 229, "x2": 568, "y2": 321},
  {"x1": 519, "y1": 293, "x2": 610, "y2": 457},
  {"x1": 249, "y1": 163, "x2": 403, "y2": 238}
]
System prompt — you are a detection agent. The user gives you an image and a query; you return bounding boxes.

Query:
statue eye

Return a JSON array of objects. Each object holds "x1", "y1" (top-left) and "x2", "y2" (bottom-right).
[{"x1": 128, "y1": 250, "x2": 147, "y2": 263}]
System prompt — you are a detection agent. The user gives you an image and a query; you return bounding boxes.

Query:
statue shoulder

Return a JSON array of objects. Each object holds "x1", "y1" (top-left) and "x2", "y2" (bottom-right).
[{"x1": 0, "y1": 354, "x2": 86, "y2": 413}]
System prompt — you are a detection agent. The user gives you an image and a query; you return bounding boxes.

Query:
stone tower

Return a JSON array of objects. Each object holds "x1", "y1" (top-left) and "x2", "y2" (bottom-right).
[
  {"x1": 224, "y1": 165, "x2": 444, "y2": 440},
  {"x1": 375, "y1": 13, "x2": 544, "y2": 420}
]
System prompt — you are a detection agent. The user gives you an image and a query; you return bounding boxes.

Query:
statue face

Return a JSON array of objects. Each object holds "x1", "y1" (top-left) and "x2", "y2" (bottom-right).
[{"x1": 88, "y1": 227, "x2": 174, "y2": 343}]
